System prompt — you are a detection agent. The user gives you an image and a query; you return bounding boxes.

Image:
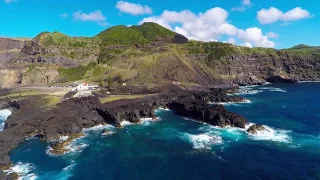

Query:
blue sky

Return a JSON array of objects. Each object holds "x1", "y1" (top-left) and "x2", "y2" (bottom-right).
[{"x1": 0, "y1": 0, "x2": 319, "y2": 48}]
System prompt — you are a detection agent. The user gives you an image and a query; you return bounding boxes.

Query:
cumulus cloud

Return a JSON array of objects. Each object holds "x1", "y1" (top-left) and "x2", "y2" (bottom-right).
[
  {"x1": 140, "y1": 7, "x2": 275, "y2": 47},
  {"x1": 232, "y1": 0, "x2": 251, "y2": 12},
  {"x1": 238, "y1": 27, "x2": 275, "y2": 48},
  {"x1": 116, "y1": 1, "x2": 152, "y2": 15},
  {"x1": 266, "y1": 32, "x2": 279, "y2": 38},
  {"x1": 257, "y1": 7, "x2": 312, "y2": 24},
  {"x1": 73, "y1": 10, "x2": 107, "y2": 26}
]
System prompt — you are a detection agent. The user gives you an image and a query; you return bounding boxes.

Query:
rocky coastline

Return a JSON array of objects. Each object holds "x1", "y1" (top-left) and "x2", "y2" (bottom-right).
[{"x1": 0, "y1": 86, "x2": 268, "y2": 179}]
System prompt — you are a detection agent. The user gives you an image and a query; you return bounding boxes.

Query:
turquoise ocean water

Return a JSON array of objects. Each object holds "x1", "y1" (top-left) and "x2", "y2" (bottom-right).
[{"x1": 6, "y1": 83, "x2": 320, "y2": 180}]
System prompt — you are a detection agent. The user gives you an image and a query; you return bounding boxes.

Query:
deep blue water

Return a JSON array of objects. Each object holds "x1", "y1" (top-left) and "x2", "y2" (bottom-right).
[{"x1": 7, "y1": 83, "x2": 320, "y2": 180}]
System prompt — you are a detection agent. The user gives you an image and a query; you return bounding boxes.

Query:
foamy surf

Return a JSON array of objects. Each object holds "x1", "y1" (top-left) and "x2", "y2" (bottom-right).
[
  {"x1": 183, "y1": 133, "x2": 223, "y2": 149},
  {"x1": 234, "y1": 89, "x2": 263, "y2": 95},
  {"x1": 246, "y1": 125, "x2": 291, "y2": 143},
  {"x1": 46, "y1": 136, "x2": 89, "y2": 156},
  {"x1": 258, "y1": 87, "x2": 287, "y2": 92},
  {"x1": 82, "y1": 124, "x2": 114, "y2": 133},
  {"x1": 4, "y1": 162, "x2": 37, "y2": 180},
  {"x1": 298, "y1": 81, "x2": 320, "y2": 83},
  {"x1": 139, "y1": 117, "x2": 160, "y2": 126},
  {"x1": 156, "y1": 107, "x2": 170, "y2": 112},
  {"x1": 120, "y1": 121, "x2": 133, "y2": 126},
  {"x1": 211, "y1": 99, "x2": 252, "y2": 106},
  {"x1": 0, "y1": 109, "x2": 12, "y2": 132}
]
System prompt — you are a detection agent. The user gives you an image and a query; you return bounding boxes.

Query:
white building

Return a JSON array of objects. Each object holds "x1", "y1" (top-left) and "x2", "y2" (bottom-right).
[{"x1": 72, "y1": 83, "x2": 99, "y2": 91}]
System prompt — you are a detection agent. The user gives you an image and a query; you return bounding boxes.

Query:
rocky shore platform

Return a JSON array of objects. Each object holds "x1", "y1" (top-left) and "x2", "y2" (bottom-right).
[{"x1": 0, "y1": 86, "x2": 251, "y2": 179}]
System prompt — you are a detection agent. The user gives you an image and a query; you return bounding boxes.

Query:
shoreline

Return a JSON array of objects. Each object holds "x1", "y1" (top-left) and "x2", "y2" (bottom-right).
[{"x1": 0, "y1": 81, "x2": 319, "y2": 179}]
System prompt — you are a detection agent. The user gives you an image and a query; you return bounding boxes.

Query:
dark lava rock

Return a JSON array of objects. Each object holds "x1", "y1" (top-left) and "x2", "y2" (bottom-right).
[
  {"x1": 266, "y1": 76, "x2": 298, "y2": 83},
  {"x1": 247, "y1": 124, "x2": 268, "y2": 134},
  {"x1": 0, "y1": 87, "x2": 248, "y2": 178},
  {"x1": 168, "y1": 98, "x2": 248, "y2": 128}
]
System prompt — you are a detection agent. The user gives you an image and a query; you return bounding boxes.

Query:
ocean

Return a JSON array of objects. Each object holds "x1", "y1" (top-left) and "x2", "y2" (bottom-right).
[{"x1": 6, "y1": 83, "x2": 320, "y2": 180}]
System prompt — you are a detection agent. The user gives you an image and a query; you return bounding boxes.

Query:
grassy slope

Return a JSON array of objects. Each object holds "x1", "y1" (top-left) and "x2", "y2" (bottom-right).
[{"x1": 22, "y1": 23, "x2": 320, "y2": 86}]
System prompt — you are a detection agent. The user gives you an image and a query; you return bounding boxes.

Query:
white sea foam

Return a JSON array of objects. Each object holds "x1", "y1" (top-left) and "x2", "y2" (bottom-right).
[
  {"x1": 139, "y1": 117, "x2": 160, "y2": 126},
  {"x1": 234, "y1": 89, "x2": 263, "y2": 95},
  {"x1": 120, "y1": 121, "x2": 133, "y2": 126},
  {"x1": 156, "y1": 107, "x2": 170, "y2": 112},
  {"x1": 82, "y1": 124, "x2": 114, "y2": 133},
  {"x1": 0, "y1": 109, "x2": 12, "y2": 120},
  {"x1": 259, "y1": 87, "x2": 287, "y2": 92},
  {"x1": 198, "y1": 122, "x2": 291, "y2": 144},
  {"x1": 298, "y1": 81, "x2": 320, "y2": 83},
  {"x1": 211, "y1": 99, "x2": 252, "y2": 106},
  {"x1": 0, "y1": 109, "x2": 12, "y2": 132},
  {"x1": 4, "y1": 162, "x2": 37, "y2": 180},
  {"x1": 246, "y1": 125, "x2": 291, "y2": 143},
  {"x1": 64, "y1": 142, "x2": 89, "y2": 154},
  {"x1": 183, "y1": 133, "x2": 223, "y2": 149},
  {"x1": 46, "y1": 135, "x2": 88, "y2": 156},
  {"x1": 59, "y1": 136, "x2": 69, "y2": 141},
  {"x1": 62, "y1": 162, "x2": 76, "y2": 172},
  {"x1": 241, "y1": 85, "x2": 260, "y2": 88}
]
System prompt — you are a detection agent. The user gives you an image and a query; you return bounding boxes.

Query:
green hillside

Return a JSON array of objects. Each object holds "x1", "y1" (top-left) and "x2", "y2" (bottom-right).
[
  {"x1": 3, "y1": 22, "x2": 320, "y2": 88},
  {"x1": 96, "y1": 22, "x2": 177, "y2": 45}
]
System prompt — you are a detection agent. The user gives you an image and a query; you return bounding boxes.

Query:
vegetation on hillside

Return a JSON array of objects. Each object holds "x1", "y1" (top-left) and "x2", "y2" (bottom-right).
[
  {"x1": 15, "y1": 22, "x2": 320, "y2": 86},
  {"x1": 58, "y1": 62, "x2": 96, "y2": 82},
  {"x1": 97, "y1": 22, "x2": 177, "y2": 45}
]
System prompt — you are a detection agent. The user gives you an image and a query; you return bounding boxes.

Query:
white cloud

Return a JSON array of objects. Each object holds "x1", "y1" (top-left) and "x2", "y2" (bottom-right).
[
  {"x1": 232, "y1": 0, "x2": 251, "y2": 12},
  {"x1": 60, "y1": 13, "x2": 68, "y2": 18},
  {"x1": 116, "y1": 1, "x2": 152, "y2": 15},
  {"x1": 282, "y1": 7, "x2": 311, "y2": 21},
  {"x1": 257, "y1": 7, "x2": 312, "y2": 24},
  {"x1": 73, "y1": 10, "x2": 105, "y2": 21},
  {"x1": 231, "y1": 7, "x2": 246, "y2": 12},
  {"x1": 238, "y1": 27, "x2": 275, "y2": 48},
  {"x1": 241, "y1": 42, "x2": 253, "y2": 48},
  {"x1": 73, "y1": 10, "x2": 107, "y2": 26},
  {"x1": 4, "y1": 0, "x2": 17, "y2": 3},
  {"x1": 266, "y1": 32, "x2": 279, "y2": 38},
  {"x1": 139, "y1": 7, "x2": 275, "y2": 47},
  {"x1": 227, "y1": 37, "x2": 236, "y2": 45},
  {"x1": 243, "y1": 0, "x2": 251, "y2": 6}
]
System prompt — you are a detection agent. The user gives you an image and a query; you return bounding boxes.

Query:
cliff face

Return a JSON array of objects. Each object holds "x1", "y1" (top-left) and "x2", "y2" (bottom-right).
[
  {"x1": 0, "y1": 38, "x2": 26, "y2": 66},
  {"x1": 0, "y1": 23, "x2": 320, "y2": 87},
  {"x1": 211, "y1": 52, "x2": 320, "y2": 84}
]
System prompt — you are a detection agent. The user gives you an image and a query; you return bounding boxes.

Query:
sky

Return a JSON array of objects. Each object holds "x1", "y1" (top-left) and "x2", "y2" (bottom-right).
[{"x1": 0, "y1": 0, "x2": 319, "y2": 49}]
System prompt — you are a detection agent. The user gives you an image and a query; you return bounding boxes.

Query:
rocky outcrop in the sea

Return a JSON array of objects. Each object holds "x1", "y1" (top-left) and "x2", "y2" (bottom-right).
[
  {"x1": 168, "y1": 98, "x2": 248, "y2": 128},
  {"x1": 49, "y1": 133, "x2": 84, "y2": 155},
  {"x1": 247, "y1": 124, "x2": 268, "y2": 134}
]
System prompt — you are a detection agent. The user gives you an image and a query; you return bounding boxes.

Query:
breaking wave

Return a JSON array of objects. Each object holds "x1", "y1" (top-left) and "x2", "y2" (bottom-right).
[
  {"x1": 246, "y1": 125, "x2": 292, "y2": 143},
  {"x1": 211, "y1": 99, "x2": 252, "y2": 106},
  {"x1": 83, "y1": 124, "x2": 114, "y2": 133},
  {"x1": 4, "y1": 162, "x2": 37, "y2": 180},
  {"x1": 182, "y1": 133, "x2": 223, "y2": 149},
  {"x1": 234, "y1": 87, "x2": 263, "y2": 95},
  {"x1": 258, "y1": 87, "x2": 287, "y2": 92},
  {"x1": 0, "y1": 109, "x2": 12, "y2": 131}
]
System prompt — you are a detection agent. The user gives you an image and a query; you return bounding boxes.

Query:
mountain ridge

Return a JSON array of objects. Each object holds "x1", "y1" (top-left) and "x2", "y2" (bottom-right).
[{"x1": 0, "y1": 22, "x2": 319, "y2": 88}]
